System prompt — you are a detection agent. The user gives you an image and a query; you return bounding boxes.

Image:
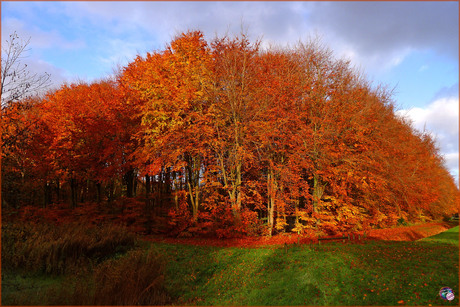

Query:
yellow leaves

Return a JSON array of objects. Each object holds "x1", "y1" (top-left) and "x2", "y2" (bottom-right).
[{"x1": 275, "y1": 218, "x2": 288, "y2": 231}]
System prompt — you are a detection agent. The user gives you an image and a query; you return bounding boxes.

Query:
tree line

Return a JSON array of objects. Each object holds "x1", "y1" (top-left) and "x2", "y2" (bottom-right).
[{"x1": 2, "y1": 31, "x2": 458, "y2": 236}]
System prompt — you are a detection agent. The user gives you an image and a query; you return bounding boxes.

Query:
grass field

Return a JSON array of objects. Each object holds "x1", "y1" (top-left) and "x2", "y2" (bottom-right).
[
  {"x1": 2, "y1": 225, "x2": 458, "y2": 306},
  {"x1": 156, "y1": 226, "x2": 459, "y2": 306},
  {"x1": 420, "y1": 225, "x2": 459, "y2": 245}
]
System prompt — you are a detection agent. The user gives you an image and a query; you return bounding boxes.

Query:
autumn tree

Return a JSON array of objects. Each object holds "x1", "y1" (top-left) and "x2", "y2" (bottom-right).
[
  {"x1": 207, "y1": 33, "x2": 261, "y2": 224},
  {"x1": 36, "y1": 80, "x2": 137, "y2": 208},
  {"x1": 1, "y1": 32, "x2": 51, "y2": 207},
  {"x1": 3, "y1": 29, "x2": 457, "y2": 237},
  {"x1": 247, "y1": 49, "x2": 306, "y2": 235},
  {"x1": 121, "y1": 31, "x2": 214, "y2": 222}
]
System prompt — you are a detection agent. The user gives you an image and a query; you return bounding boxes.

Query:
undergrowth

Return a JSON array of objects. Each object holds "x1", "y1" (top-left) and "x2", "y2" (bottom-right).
[
  {"x1": 1, "y1": 221, "x2": 136, "y2": 274},
  {"x1": 2, "y1": 221, "x2": 172, "y2": 305},
  {"x1": 45, "y1": 249, "x2": 172, "y2": 305},
  {"x1": 2, "y1": 222, "x2": 457, "y2": 306}
]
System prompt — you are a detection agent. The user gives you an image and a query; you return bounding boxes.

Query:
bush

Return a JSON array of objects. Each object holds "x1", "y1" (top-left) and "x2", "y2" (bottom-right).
[
  {"x1": 48, "y1": 249, "x2": 172, "y2": 305},
  {"x1": 1, "y1": 221, "x2": 137, "y2": 275},
  {"x1": 92, "y1": 249, "x2": 172, "y2": 305},
  {"x1": 397, "y1": 217, "x2": 408, "y2": 226},
  {"x1": 168, "y1": 199, "x2": 262, "y2": 238}
]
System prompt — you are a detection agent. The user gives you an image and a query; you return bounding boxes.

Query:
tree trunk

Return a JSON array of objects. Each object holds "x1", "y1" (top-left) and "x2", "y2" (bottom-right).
[
  {"x1": 70, "y1": 177, "x2": 78, "y2": 209},
  {"x1": 173, "y1": 171, "x2": 179, "y2": 210},
  {"x1": 124, "y1": 169, "x2": 135, "y2": 198},
  {"x1": 107, "y1": 180, "x2": 114, "y2": 207},
  {"x1": 79, "y1": 179, "x2": 89, "y2": 203},
  {"x1": 145, "y1": 174, "x2": 153, "y2": 234},
  {"x1": 145, "y1": 174, "x2": 150, "y2": 195},
  {"x1": 295, "y1": 198, "x2": 300, "y2": 225},
  {"x1": 312, "y1": 173, "x2": 325, "y2": 213},
  {"x1": 133, "y1": 176, "x2": 138, "y2": 196},
  {"x1": 278, "y1": 182, "x2": 286, "y2": 233},
  {"x1": 187, "y1": 181, "x2": 199, "y2": 222},
  {"x1": 186, "y1": 156, "x2": 201, "y2": 223},
  {"x1": 312, "y1": 173, "x2": 325, "y2": 227},
  {"x1": 235, "y1": 161, "x2": 242, "y2": 217},
  {"x1": 43, "y1": 180, "x2": 51, "y2": 208},
  {"x1": 96, "y1": 182, "x2": 102, "y2": 204},
  {"x1": 267, "y1": 168, "x2": 276, "y2": 237},
  {"x1": 55, "y1": 178, "x2": 60, "y2": 203}
]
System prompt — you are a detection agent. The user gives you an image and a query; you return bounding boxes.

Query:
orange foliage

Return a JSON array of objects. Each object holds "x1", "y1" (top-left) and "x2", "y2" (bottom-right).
[{"x1": 2, "y1": 30, "x2": 458, "y2": 238}]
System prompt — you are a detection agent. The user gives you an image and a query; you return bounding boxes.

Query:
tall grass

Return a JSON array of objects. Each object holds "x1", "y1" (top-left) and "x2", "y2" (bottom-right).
[
  {"x1": 2, "y1": 221, "x2": 136, "y2": 274},
  {"x1": 2, "y1": 222, "x2": 172, "y2": 305},
  {"x1": 93, "y1": 249, "x2": 171, "y2": 305},
  {"x1": 44, "y1": 249, "x2": 172, "y2": 305}
]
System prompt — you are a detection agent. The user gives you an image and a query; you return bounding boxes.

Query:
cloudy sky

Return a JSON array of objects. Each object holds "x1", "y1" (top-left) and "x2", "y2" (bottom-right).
[{"x1": 2, "y1": 1, "x2": 458, "y2": 183}]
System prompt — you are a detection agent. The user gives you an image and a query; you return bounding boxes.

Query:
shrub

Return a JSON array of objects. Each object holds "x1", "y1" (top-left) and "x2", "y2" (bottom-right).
[
  {"x1": 1, "y1": 221, "x2": 137, "y2": 275},
  {"x1": 397, "y1": 217, "x2": 408, "y2": 226},
  {"x1": 92, "y1": 249, "x2": 172, "y2": 305},
  {"x1": 49, "y1": 249, "x2": 172, "y2": 305}
]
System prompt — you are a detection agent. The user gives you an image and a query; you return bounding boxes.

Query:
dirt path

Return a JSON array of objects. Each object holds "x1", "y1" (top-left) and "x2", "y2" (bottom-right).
[{"x1": 143, "y1": 221, "x2": 457, "y2": 247}]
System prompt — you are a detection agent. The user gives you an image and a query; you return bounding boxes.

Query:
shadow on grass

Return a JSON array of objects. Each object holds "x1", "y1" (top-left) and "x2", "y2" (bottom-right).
[
  {"x1": 155, "y1": 236, "x2": 458, "y2": 306},
  {"x1": 3, "y1": 225, "x2": 458, "y2": 306}
]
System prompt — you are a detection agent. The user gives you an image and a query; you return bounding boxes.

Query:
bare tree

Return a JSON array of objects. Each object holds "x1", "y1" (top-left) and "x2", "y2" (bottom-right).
[{"x1": 1, "y1": 31, "x2": 51, "y2": 109}]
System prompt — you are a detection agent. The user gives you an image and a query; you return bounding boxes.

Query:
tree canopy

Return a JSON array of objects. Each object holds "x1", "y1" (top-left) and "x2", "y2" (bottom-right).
[{"x1": 2, "y1": 30, "x2": 457, "y2": 237}]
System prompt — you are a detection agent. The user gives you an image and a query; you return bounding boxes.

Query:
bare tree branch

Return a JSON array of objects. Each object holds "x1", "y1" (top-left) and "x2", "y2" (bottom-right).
[{"x1": 1, "y1": 31, "x2": 51, "y2": 109}]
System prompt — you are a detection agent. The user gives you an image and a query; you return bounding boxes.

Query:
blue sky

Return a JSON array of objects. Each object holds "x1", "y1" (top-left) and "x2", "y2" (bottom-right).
[{"x1": 2, "y1": 1, "x2": 458, "y2": 183}]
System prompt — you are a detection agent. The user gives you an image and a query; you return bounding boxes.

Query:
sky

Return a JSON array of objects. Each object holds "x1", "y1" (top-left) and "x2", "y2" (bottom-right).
[{"x1": 1, "y1": 1, "x2": 458, "y2": 184}]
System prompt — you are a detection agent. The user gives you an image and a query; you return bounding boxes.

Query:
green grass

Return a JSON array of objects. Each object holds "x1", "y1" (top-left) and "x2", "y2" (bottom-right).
[
  {"x1": 420, "y1": 225, "x2": 459, "y2": 245},
  {"x1": 2, "y1": 226, "x2": 458, "y2": 306},
  {"x1": 1, "y1": 269, "x2": 64, "y2": 306},
  {"x1": 155, "y1": 230, "x2": 459, "y2": 306}
]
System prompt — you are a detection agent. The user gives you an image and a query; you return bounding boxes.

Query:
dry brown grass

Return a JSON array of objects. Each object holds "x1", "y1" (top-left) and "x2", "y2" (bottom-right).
[
  {"x1": 46, "y1": 249, "x2": 172, "y2": 305},
  {"x1": 2, "y1": 221, "x2": 136, "y2": 274},
  {"x1": 92, "y1": 249, "x2": 172, "y2": 305}
]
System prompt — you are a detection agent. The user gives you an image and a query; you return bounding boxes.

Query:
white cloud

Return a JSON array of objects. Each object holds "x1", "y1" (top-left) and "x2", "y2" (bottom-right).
[
  {"x1": 1, "y1": 17, "x2": 85, "y2": 50},
  {"x1": 396, "y1": 96, "x2": 459, "y2": 183},
  {"x1": 327, "y1": 40, "x2": 413, "y2": 73},
  {"x1": 23, "y1": 57, "x2": 70, "y2": 89},
  {"x1": 98, "y1": 39, "x2": 148, "y2": 68},
  {"x1": 397, "y1": 97, "x2": 459, "y2": 135},
  {"x1": 5, "y1": 1, "x2": 457, "y2": 83},
  {"x1": 308, "y1": 1, "x2": 458, "y2": 60},
  {"x1": 1, "y1": 19, "x2": 72, "y2": 93},
  {"x1": 444, "y1": 153, "x2": 459, "y2": 185},
  {"x1": 57, "y1": 1, "x2": 457, "y2": 77},
  {"x1": 65, "y1": 1, "x2": 312, "y2": 48}
]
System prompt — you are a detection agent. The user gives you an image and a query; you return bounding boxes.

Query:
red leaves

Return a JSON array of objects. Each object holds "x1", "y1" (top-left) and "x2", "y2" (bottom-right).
[
  {"x1": 3, "y1": 30, "x2": 458, "y2": 236},
  {"x1": 363, "y1": 222, "x2": 451, "y2": 241}
]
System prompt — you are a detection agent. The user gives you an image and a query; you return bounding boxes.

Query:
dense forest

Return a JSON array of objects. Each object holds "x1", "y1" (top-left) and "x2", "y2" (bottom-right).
[{"x1": 2, "y1": 31, "x2": 458, "y2": 237}]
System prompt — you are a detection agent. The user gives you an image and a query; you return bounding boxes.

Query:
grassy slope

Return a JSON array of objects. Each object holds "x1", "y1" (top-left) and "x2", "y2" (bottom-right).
[
  {"x1": 2, "y1": 226, "x2": 458, "y2": 306},
  {"x1": 420, "y1": 225, "x2": 459, "y2": 245},
  {"x1": 155, "y1": 228, "x2": 459, "y2": 306}
]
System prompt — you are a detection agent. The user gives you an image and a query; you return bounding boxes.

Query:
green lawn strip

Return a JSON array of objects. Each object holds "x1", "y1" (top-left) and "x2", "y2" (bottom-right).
[
  {"x1": 419, "y1": 225, "x2": 459, "y2": 245},
  {"x1": 154, "y1": 238, "x2": 458, "y2": 306}
]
